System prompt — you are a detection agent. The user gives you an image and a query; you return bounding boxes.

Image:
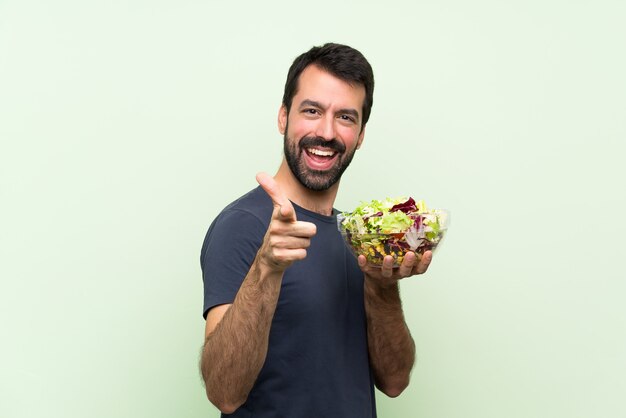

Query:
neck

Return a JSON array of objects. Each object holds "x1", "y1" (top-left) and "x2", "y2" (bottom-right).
[{"x1": 273, "y1": 159, "x2": 339, "y2": 216}]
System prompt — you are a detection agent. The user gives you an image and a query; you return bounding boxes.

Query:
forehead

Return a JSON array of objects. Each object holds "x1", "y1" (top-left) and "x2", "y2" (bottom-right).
[{"x1": 293, "y1": 65, "x2": 366, "y2": 110}]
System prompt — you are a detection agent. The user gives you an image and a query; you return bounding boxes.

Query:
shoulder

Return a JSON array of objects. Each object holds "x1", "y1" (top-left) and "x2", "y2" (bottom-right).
[
  {"x1": 201, "y1": 187, "x2": 272, "y2": 261},
  {"x1": 218, "y1": 186, "x2": 273, "y2": 227}
]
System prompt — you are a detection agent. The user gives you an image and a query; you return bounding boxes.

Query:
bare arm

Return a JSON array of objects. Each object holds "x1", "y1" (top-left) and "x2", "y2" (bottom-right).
[
  {"x1": 359, "y1": 251, "x2": 432, "y2": 397},
  {"x1": 199, "y1": 173, "x2": 316, "y2": 414},
  {"x1": 201, "y1": 259, "x2": 283, "y2": 413}
]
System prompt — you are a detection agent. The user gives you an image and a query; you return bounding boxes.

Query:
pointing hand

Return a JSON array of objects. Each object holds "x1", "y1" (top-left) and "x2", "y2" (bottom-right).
[{"x1": 256, "y1": 173, "x2": 317, "y2": 271}]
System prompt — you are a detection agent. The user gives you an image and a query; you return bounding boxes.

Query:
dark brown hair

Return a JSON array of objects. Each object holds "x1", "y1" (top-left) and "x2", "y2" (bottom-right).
[{"x1": 282, "y1": 43, "x2": 375, "y2": 127}]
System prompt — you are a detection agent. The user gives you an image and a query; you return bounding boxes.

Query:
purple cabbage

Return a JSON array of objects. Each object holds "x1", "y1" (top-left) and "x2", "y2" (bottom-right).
[{"x1": 390, "y1": 197, "x2": 417, "y2": 213}]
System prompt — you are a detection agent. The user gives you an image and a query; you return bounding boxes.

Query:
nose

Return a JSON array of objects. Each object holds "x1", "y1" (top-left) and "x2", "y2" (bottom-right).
[{"x1": 315, "y1": 115, "x2": 336, "y2": 141}]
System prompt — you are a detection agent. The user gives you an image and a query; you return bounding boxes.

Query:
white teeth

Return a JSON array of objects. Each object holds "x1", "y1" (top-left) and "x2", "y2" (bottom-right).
[{"x1": 307, "y1": 148, "x2": 335, "y2": 157}]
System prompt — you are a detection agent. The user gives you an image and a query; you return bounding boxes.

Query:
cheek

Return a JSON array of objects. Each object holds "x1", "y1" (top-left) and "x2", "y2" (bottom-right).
[
  {"x1": 337, "y1": 127, "x2": 362, "y2": 147},
  {"x1": 287, "y1": 120, "x2": 314, "y2": 139}
]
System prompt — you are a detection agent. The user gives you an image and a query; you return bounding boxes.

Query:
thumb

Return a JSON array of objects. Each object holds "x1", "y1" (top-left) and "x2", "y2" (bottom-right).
[{"x1": 256, "y1": 172, "x2": 296, "y2": 221}]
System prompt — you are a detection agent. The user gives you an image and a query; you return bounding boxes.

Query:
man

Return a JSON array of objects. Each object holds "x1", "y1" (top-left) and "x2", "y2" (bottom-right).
[{"x1": 200, "y1": 43, "x2": 432, "y2": 417}]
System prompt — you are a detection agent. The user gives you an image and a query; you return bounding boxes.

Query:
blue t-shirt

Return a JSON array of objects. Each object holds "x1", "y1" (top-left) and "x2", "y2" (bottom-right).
[{"x1": 201, "y1": 186, "x2": 376, "y2": 418}]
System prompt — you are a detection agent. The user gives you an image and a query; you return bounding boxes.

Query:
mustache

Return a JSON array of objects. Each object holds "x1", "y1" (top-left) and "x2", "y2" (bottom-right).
[{"x1": 299, "y1": 136, "x2": 346, "y2": 153}]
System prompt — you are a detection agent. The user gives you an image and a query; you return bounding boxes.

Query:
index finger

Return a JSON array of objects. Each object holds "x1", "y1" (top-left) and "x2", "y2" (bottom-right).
[{"x1": 256, "y1": 172, "x2": 296, "y2": 221}]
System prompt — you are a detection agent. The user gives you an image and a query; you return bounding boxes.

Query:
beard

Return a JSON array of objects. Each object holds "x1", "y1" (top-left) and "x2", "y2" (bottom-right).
[{"x1": 283, "y1": 130, "x2": 357, "y2": 192}]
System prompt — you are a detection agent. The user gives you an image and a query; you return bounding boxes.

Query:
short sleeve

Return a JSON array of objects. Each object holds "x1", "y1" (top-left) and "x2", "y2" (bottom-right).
[{"x1": 200, "y1": 208, "x2": 267, "y2": 318}]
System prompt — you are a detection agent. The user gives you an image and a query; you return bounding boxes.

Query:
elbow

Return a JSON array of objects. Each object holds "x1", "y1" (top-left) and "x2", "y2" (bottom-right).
[
  {"x1": 381, "y1": 385, "x2": 406, "y2": 398},
  {"x1": 377, "y1": 378, "x2": 410, "y2": 398},
  {"x1": 200, "y1": 358, "x2": 246, "y2": 413},
  {"x1": 206, "y1": 389, "x2": 246, "y2": 414},
  {"x1": 214, "y1": 402, "x2": 242, "y2": 415}
]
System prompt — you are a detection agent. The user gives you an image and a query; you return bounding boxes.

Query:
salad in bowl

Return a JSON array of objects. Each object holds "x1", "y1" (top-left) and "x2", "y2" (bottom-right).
[{"x1": 337, "y1": 197, "x2": 449, "y2": 267}]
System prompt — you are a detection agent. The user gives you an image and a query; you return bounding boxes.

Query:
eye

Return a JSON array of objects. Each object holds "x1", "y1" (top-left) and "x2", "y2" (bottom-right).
[
  {"x1": 339, "y1": 114, "x2": 356, "y2": 123},
  {"x1": 303, "y1": 108, "x2": 320, "y2": 116}
]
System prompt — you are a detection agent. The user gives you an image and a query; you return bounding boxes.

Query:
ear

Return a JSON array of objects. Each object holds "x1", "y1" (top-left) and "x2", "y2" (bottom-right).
[
  {"x1": 356, "y1": 125, "x2": 366, "y2": 149},
  {"x1": 278, "y1": 105, "x2": 288, "y2": 135}
]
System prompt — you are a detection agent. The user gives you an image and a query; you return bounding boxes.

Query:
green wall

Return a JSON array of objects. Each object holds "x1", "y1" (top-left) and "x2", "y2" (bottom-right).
[{"x1": 1, "y1": 1, "x2": 624, "y2": 417}]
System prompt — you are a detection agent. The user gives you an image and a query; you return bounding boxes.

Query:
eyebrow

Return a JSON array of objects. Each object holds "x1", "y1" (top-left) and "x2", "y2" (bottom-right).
[{"x1": 298, "y1": 99, "x2": 360, "y2": 120}]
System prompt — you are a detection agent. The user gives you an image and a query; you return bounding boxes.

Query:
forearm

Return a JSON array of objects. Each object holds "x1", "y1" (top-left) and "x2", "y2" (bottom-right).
[
  {"x1": 201, "y1": 259, "x2": 283, "y2": 412},
  {"x1": 364, "y1": 277, "x2": 415, "y2": 397}
]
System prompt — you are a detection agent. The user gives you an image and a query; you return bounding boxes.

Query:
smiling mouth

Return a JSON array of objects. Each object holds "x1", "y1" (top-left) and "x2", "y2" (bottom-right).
[
  {"x1": 306, "y1": 147, "x2": 337, "y2": 158},
  {"x1": 303, "y1": 147, "x2": 339, "y2": 170}
]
